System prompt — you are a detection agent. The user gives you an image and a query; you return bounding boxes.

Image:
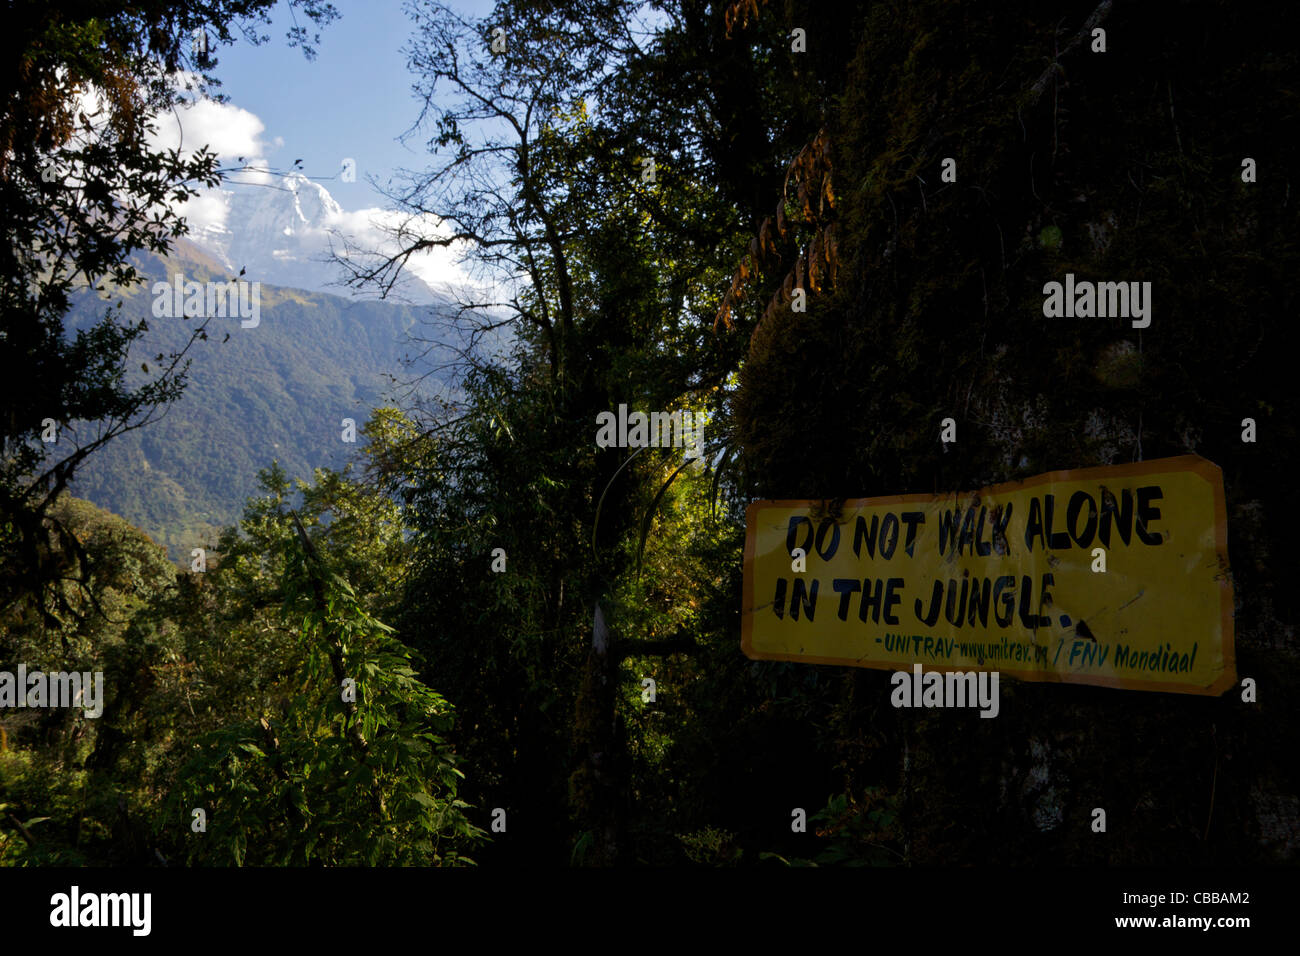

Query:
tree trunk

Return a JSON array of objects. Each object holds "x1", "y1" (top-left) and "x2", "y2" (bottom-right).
[{"x1": 571, "y1": 601, "x2": 626, "y2": 865}]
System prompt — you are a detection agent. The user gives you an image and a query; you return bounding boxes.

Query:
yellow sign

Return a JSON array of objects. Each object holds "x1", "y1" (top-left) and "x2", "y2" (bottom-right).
[{"x1": 742, "y1": 456, "x2": 1235, "y2": 696}]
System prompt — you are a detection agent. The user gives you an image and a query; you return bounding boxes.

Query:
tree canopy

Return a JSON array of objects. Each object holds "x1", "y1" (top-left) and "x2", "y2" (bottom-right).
[{"x1": 2, "y1": 0, "x2": 1296, "y2": 869}]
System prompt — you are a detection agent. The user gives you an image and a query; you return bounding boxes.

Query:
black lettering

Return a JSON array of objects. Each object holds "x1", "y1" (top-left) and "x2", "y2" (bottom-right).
[
  {"x1": 958, "y1": 507, "x2": 977, "y2": 555},
  {"x1": 787, "y1": 516, "x2": 814, "y2": 558},
  {"x1": 991, "y1": 503, "x2": 1013, "y2": 555},
  {"x1": 1067, "y1": 491, "x2": 1098, "y2": 548},
  {"x1": 975, "y1": 507, "x2": 992, "y2": 556},
  {"x1": 832, "y1": 578, "x2": 860, "y2": 621},
  {"x1": 883, "y1": 578, "x2": 904, "y2": 625},
  {"x1": 815, "y1": 517, "x2": 841, "y2": 560},
  {"x1": 900, "y1": 512, "x2": 925, "y2": 556},
  {"x1": 993, "y1": 575, "x2": 1015, "y2": 627},
  {"x1": 915, "y1": 580, "x2": 943, "y2": 626},
  {"x1": 1038, "y1": 573, "x2": 1055, "y2": 627},
  {"x1": 967, "y1": 577, "x2": 992, "y2": 628},
  {"x1": 938, "y1": 508, "x2": 962, "y2": 555},
  {"x1": 1017, "y1": 574, "x2": 1038, "y2": 629},
  {"x1": 791, "y1": 578, "x2": 818, "y2": 621},
  {"x1": 1044, "y1": 494, "x2": 1071, "y2": 549},
  {"x1": 1024, "y1": 497, "x2": 1045, "y2": 553},
  {"x1": 1098, "y1": 487, "x2": 1133, "y2": 547},
  {"x1": 860, "y1": 578, "x2": 884, "y2": 623},
  {"x1": 1136, "y1": 485, "x2": 1163, "y2": 545},
  {"x1": 879, "y1": 513, "x2": 899, "y2": 559},
  {"x1": 853, "y1": 514, "x2": 878, "y2": 559}
]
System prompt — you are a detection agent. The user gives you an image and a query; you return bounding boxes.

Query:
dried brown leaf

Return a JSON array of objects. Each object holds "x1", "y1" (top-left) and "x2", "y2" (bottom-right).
[
  {"x1": 809, "y1": 231, "x2": 823, "y2": 293},
  {"x1": 758, "y1": 217, "x2": 774, "y2": 259}
]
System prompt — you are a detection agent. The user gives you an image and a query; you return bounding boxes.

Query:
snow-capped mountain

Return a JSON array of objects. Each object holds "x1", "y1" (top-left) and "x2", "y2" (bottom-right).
[{"x1": 183, "y1": 171, "x2": 440, "y2": 303}]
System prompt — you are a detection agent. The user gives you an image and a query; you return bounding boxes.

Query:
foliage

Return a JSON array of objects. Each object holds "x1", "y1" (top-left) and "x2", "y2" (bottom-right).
[
  {"x1": 65, "y1": 257, "x2": 448, "y2": 565},
  {"x1": 3, "y1": 0, "x2": 1297, "y2": 871},
  {"x1": 1, "y1": 458, "x2": 480, "y2": 866},
  {"x1": 678, "y1": 826, "x2": 742, "y2": 866},
  {"x1": 0, "y1": 494, "x2": 180, "y2": 864},
  {"x1": 0, "y1": 0, "x2": 337, "y2": 622},
  {"x1": 730, "y1": 0, "x2": 1300, "y2": 866},
  {"x1": 762, "y1": 790, "x2": 905, "y2": 867},
  {"x1": 167, "y1": 524, "x2": 481, "y2": 865}
]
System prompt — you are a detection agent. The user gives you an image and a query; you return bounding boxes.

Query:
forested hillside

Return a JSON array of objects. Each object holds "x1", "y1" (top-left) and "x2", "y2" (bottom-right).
[
  {"x1": 2, "y1": 0, "x2": 1296, "y2": 874},
  {"x1": 66, "y1": 243, "x2": 457, "y2": 563}
]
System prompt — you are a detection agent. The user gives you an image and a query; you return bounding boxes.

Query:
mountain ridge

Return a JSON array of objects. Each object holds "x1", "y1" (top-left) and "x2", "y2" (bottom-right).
[
  {"x1": 67, "y1": 247, "x2": 457, "y2": 562},
  {"x1": 177, "y1": 170, "x2": 443, "y2": 304}
]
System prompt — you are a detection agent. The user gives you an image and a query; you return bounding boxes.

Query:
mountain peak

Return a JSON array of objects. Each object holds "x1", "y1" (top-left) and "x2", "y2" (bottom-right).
[
  {"x1": 183, "y1": 172, "x2": 436, "y2": 303},
  {"x1": 273, "y1": 171, "x2": 345, "y2": 231}
]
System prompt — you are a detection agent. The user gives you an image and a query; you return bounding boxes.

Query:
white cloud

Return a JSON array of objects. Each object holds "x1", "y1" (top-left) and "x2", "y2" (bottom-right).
[
  {"x1": 147, "y1": 85, "x2": 269, "y2": 163},
  {"x1": 142, "y1": 83, "x2": 507, "y2": 303},
  {"x1": 328, "y1": 206, "x2": 477, "y2": 292},
  {"x1": 179, "y1": 190, "x2": 232, "y2": 241}
]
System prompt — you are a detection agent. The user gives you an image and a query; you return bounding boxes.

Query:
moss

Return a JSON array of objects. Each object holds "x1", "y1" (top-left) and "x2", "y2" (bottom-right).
[{"x1": 731, "y1": 0, "x2": 1300, "y2": 863}]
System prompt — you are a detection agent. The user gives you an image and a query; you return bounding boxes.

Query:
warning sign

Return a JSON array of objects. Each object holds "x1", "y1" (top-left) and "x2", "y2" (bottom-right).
[{"x1": 741, "y1": 456, "x2": 1235, "y2": 695}]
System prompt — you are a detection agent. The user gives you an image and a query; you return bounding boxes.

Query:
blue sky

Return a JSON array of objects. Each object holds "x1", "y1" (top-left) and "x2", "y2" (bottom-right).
[
  {"x1": 148, "y1": 1, "x2": 665, "y2": 295},
  {"x1": 142, "y1": 0, "x2": 501, "y2": 294},
  {"x1": 206, "y1": 0, "x2": 494, "y2": 209}
]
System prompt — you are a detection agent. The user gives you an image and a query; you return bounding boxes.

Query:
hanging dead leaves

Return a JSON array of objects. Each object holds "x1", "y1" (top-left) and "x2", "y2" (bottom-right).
[
  {"x1": 714, "y1": 127, "x2": 840, "y2": 336},
  {"x1": 723, "y1": 0, "x2": 769, "y2": 37}
]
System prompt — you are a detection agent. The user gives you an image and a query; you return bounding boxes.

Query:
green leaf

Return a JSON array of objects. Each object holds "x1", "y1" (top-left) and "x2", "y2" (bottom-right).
[
  {"x1": 709, "y1": 442, "x2": 734, "y2": 522},
  {"x1": 592, "y1": 446, "x2": 646, "y2": 557},
  {"x1": 637, "y1": 459, "x2": 691, "y2": 579}
]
